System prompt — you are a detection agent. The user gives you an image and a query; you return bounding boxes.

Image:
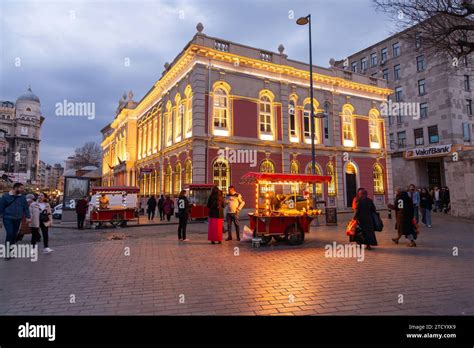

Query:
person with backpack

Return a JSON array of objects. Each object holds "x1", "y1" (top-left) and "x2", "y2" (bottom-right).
[
  {"x1": 0, "y1": 182, "x2": 31, "y2": 259},
  {"x1": 177, "y1": 190, "x2": 191, "y2": 241},
  {"x1": 36, "y1": 192, "x2": 53, "y2": 254}
]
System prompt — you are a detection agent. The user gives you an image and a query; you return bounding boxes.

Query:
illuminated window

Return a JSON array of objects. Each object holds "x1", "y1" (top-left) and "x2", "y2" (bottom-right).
[
  {"x1": 369, "y1": 109, "x2": 381, "y2": 149},
  {"x1": 303, "y1": 99, "x2": 320, "y2": 144},
  {"x1": 184, "y1": 86, "x2": 193, "y2": 137},
  {"x1": 290, "y1": 160, "x2": 299, "y2": 174},
  {"x1": 164, "y1": 164, "x2": 172, "y2": 194},
  {"x1": 259, "y1": 95, "x2": 273, "y2": 139},
  {"x1": 327, "y1": 162, "x2": 337, "y2": 196},
  {"x1": 213, "y1": 158, "x2": 230, "y2": 193},
  {"x1": 303, "y1": 103, "x2": 311, "y2": 139},
  {"x1": 373, "y1": 163, "x2": 384, "y2": 194},
  {"x1": 152, "y1": 117, "x2": 158, "y2": 153},
  {"x1": 147, "y1": 120, "x2": 152, "y2": 155},
  {"x1": 184, "y1": 159, "x2": 192, "y2": 184},
  {"x1": 174, "y1": 94, "x2": 182, "y2": 143},
  {"x1": 260, "y1": 159, "x2": 275, "y2": 173},
  {"x1": 165, "y1": 102, "x2": 173, "y2": 146},
  {"x1": 174, "y1": 162, "x2": 182, "y2": 194},
  {"x1": 342, "y1": 105, "x2": 355, "y2": 147},
  {"x1": 138, "y1": 127, "x2": 143, "y2": 160},
  {"x1": 213, "y1": 87, "x2": 229, "y2": 136},
  {"x1": 305, "y1": 163, "x2": 323, "y2": 196},
  {"x1": 289, "y1": 99, "x2": 298, "y2": 142}
]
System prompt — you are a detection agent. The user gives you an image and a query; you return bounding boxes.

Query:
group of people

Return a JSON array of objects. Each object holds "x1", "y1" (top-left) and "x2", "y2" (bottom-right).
[
  {"x1": 145, "y1": 195, "x2": 176, "y2": 222},
  {"x1": 0, "y1": 182, "x2": 54, "y2": 260}
]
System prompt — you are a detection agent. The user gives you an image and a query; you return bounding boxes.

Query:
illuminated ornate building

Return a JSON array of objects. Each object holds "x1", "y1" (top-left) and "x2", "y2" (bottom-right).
[{"x1": 101, "y1": 23, "x2": 393, "y2": 210}]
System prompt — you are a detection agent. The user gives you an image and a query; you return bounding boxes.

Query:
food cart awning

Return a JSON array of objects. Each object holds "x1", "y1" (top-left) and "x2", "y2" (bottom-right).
[
  {"x1": 184, "y1": 184, "x2": 215, "y2": 190},
  {"x1": 240, "y1": 172, "x2": 332, "y2": 184},
  {"x1": 91, "y1": 186, "x2": 140, "y2": 194}
]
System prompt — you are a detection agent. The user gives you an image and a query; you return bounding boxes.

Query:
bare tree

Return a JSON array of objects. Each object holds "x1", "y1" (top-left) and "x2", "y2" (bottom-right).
[
  {"x1": 374, "y1": 0, "x2": 474, "y2": 60},
  {"x1": 70, "y1": 142, "x2": 102, "y2": 169}
]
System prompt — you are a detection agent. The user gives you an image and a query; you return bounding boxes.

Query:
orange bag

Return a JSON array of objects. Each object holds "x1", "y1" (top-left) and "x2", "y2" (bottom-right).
[
  {"x1": 412, "y1": 218, "x2": 420, "y2": 234},
  {"x1": 346, "y1": 219, "x2": 357, "y2": 236}
]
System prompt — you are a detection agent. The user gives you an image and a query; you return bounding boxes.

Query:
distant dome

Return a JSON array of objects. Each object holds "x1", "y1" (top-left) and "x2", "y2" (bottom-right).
[{"x1": 17, "y1": 87, "x2": 40, "y2": 104}]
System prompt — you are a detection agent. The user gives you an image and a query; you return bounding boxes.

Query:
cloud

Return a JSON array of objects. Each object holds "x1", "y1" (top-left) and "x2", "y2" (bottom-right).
[{"x1": 0, "y1": 0, "x2": 393, "y2": 165}]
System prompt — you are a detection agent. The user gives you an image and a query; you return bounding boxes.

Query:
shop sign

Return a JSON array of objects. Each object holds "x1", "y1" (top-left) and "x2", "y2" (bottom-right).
[{"x1": 405, "y1": 144, "x2": 453, "y2": 159}]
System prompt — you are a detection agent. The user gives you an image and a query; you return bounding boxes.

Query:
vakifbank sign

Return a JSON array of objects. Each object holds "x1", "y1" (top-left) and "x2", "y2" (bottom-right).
[{"x1": 404, "y1": 144, "x2": 457, "y2": 159}]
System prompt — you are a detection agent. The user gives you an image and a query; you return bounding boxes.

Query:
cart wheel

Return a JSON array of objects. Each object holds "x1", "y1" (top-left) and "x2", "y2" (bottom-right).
[
  {"x1": 260, "y1": 235, "x2": 272, "y2": 245},
  {"x1": 273, "y1": 235, "x2": 288, "y2": 242},
  {"x1": 110, "y1": 214, "x2": 123, "y2": 228},
  {"x1": 285, "y1": 224, "x2": 305, "y2": 246}
]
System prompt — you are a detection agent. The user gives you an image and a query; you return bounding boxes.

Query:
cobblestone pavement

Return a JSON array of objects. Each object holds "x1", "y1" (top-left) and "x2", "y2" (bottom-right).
[{"x1": 0, "y1": 213, "x2": 472, "y2": 316}]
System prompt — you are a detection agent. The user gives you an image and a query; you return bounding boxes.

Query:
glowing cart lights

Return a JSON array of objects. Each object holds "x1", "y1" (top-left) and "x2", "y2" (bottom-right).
[
  {"x1": 184, "y1": 184, "x2": 213, "y2": 220},
  {"x1": 240, "y1": 172, "x2": 331, "y2": 247},
  {"x1": 89, "y1": 186, "x2": 139, "y2": 228}
]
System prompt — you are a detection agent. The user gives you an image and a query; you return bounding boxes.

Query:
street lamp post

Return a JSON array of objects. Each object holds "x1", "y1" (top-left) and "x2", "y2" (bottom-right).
[{"x1": 297, "y1": 14, "x2": 317, "y2": 207}]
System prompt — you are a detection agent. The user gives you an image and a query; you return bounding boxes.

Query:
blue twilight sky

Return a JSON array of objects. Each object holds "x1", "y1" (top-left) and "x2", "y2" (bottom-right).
[{"x1": 0, "y1": 0, "x2": 396, "y2": 166}]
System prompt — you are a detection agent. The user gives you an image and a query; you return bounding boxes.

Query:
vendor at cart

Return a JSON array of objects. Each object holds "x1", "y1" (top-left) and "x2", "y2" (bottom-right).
[{"x1": 98, "y1": 193, "x2": 110, "y2": 210}]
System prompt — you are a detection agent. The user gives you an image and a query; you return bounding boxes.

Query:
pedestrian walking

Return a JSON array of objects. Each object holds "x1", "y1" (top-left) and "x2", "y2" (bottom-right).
[
  {"x1": 408, "y1": 184, "x2": 420, "y2": 224},
  {"x1": 36, "y1": 193, "x2": 53, "y2": 254},
  {"x1": 157, "y1": 194, "x2": 165, "y2": 221},
  {"x1": 351, "y1": 187, "x2": 365, "y2": 211},
  {"x1": 207, "y1": 186, "x2": 224, "y2": 244},
  {"x1": 146, "y1": 195, "x2": 157, "y2": 220},
  {"x1": 389, "y1": 187, "x2": 417, "y2": 247},
  {"x1": 163, "y1": 195, "x2": 174, "y2": 222},
  {"x1": 352, "y1": 189, "x2": 378, "y2": 250},
  {"x1": 441, "y1": 186, "x2": 450, "y2": 213},
  {"x1": 75, "y1": 196, "x2": 89, "y2": 230},
  {"x1": 177, "y1": 190, "x2": 191, "y2": 241},
  {"x1": 0, "y1": 182, "x2": 31, "y2": 260},
  {"x1": 432, "y1": 186, "x2": 441, "y2": 212},
  {"x1": 225, "y1": 185, "x2": 245, "y2": 241},
  {"x1": 420, "y1": 188, "x2": 433, "y2": 228}
]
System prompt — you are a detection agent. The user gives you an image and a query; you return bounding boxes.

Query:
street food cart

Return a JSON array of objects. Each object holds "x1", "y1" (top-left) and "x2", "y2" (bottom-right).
[
  {"x1": 185, "y1": 184, "x2": 213, "y2": 220},
  {"x1": 89, "y1": 186, "x2": 139, "y2": 228},
  {"x1": 240, "y1": 172, "x2": 331, "y2": 246}
]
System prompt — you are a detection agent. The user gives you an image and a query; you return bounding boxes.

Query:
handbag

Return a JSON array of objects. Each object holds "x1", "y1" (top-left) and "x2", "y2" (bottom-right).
[
  {"x1": 346, "y1": 218, "x2": 357, "y2": 236},
  {"x1": 372, "y1": 211, "x2": 383, "y2": 232},
  {"x1": 40, "y1": 209, "x2": 50, "y2": 223}
]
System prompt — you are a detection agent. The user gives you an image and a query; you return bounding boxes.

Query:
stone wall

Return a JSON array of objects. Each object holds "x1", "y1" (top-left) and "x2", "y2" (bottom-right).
[{"x1": 444, "y1": 150, "x2": 474, "y2": 219}]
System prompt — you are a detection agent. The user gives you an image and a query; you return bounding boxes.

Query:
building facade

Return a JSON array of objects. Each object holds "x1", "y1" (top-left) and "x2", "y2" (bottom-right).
[
  {"x1": 0, "y1": 87, "x2": 44, "y2": 184},
  {"x1": 336, "y1": 23, "x2": 474, "y2": 217},
  {"x1": 101, "y1": 24, "x2": 393, "y2": 211}
]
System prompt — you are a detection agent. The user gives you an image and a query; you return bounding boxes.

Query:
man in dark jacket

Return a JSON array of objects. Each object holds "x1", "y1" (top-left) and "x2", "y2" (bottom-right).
[
  {"x1": 177, "y1": 190, "x2": 191, "y2": 241},
  {"x1": 75, "y1": 196, "x2": 89, "y2": 230},
  {"x1": 389, "y1": 188, "x2": 417, "y2": 247},
  {"x1": 146, "y1": 195, "x2": 157, "y2": 220},
  {"x1": 0, "y1": 182, "x2": 31, "y2": 258},
  {"x1": 157, "y1": 195, "x2": 165, "y2": 221}
]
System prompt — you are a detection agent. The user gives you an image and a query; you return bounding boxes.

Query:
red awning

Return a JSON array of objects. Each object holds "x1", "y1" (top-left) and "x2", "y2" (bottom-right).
[
  {"x1": 184, "y1": 184, "x2": 215, "y2": 190},
  {"x1": 240, "y1": 172, "x2": 332, "y2": 184},
  {"x1": 91, "y1": 186, "x2": 140, "y2": 194}
]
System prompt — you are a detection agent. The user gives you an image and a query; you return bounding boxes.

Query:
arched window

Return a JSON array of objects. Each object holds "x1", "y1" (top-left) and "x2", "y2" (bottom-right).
[
  {"x1": 342, "y1": 105, "x2": 355, "y2": 147},
  {"x1": 184, "y1": 159, "x2": 192, "y2": 184},
  {"x1": 174, "y1": 162, "x2": 182, "y2": 194},
  {"x1": 165, "y1": 101, "x2": 173, "y2": 146},
  {"x1": 289, "y1": 99, "x2": 298, "y2": 142},
  {"x1": 213, "y1": 84, "x2": 230, "y2": 136},
  {"x1": 305, "y1": 163, "x2": 323, "y2": 196},
  {"x1": 327, "y1": 162, "x2": 337, "y2": 196},
  {"x1": 213, "y1": 158, "x2": 230, "y2": 193},
  {"x1": 137, "y1": 126, "x2": 143, "y2": 160},
  {"x1": 164, "y1": 164, "x2": 172, "y2": 194},
  {"x1": 174, "y1": 94, "x2": 182, "y2": 143},
  {"x1": 373, "y1": 163, "x2": 384, "y2": 194},
  {"x1": 260, "y1": 159, "x2": 275, "y2": 173},
  {"x1": 303, "y1": 98, "x2": 320, "y2": 144},
  {"x1": 184, "y1": 86, "x2": 193, "y2": 138},
  {"x1": 259, "y1": 93, "x2": 274, "y2": 140},
  {"x1": 26, "y1": 107, "x2": 31, "y2": 112},
  {"x1": 290, "y1": 160, "x2": 299, "y2": 174},
  {"x1": 369, "y1": 109, "x2": 381, "y2": 149}
]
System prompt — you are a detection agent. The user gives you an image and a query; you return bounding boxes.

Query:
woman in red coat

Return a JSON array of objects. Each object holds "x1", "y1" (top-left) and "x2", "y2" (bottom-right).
[{"x1": 207, "y1": 186, "x2": 225, "y2": 244}]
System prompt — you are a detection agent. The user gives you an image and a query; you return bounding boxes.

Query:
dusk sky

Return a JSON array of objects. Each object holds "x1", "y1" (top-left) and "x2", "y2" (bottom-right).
[{"x1": 0, "y1": 0, "x2": 395, "y2": 166}]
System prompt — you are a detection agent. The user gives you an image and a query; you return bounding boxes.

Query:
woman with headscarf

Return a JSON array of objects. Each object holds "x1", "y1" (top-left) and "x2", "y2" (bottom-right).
[
  {"x1": 352, "y1": 189, "x2": 378, "y2": 250},
  {"x1": 207, "y1": 186, "x2": 225, "y2": 244}
]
